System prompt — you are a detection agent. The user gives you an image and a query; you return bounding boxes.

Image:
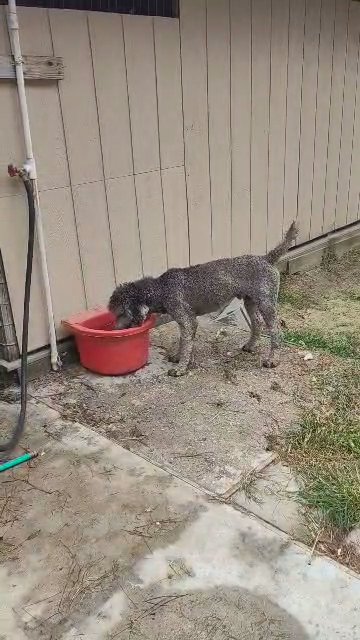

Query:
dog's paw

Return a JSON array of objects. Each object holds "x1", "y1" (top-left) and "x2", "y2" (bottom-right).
[
  {"x1": 168, "y1": 367, "x2": 187, "y2": 377},
  {"x1": 262, "y1": 357, "x2": 279, "y2": 369},
  {"x1": 168, "y1": 354, "x2": 180, "y2": 364}
]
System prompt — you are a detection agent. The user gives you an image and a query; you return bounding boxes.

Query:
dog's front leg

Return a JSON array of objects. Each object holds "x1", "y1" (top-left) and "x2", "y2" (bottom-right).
[{"x1": 168, "y1": 316, "x2": 197, "y2": 377}]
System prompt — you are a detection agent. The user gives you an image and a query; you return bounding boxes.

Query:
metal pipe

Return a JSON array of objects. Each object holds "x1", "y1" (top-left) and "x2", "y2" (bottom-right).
[{"x1": 6, "y1": 0, "x2": 60, "y2": 371}]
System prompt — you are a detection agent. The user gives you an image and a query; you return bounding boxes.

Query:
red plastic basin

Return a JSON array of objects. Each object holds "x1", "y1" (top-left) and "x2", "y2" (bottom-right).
[{"x1": 62, "y1": 309, "x2": 155, "y2": 375}]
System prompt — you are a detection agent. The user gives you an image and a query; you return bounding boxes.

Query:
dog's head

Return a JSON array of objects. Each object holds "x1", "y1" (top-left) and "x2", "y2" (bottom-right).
[{"x1": 108, "y1": 282, "x2": 150, "y2": 329}]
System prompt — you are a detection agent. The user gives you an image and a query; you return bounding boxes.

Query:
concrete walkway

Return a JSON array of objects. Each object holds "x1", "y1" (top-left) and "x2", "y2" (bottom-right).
[{"x1": 1, "y1": 400, "x2": 359, "y2": 639}]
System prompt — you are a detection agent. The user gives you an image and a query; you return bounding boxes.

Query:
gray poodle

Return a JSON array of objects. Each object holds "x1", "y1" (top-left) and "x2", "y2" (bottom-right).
[{"x1": 109, "y1": 222, "x2": 297, "y2": 376}]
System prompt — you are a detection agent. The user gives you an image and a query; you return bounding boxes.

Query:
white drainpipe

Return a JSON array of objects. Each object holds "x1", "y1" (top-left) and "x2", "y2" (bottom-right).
[{"x1": 7, "y1": 0, "x2": 60, "y2": 371}]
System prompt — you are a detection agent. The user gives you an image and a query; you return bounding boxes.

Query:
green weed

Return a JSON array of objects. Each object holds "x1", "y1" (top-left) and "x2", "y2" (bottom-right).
[{"x1": 284, "y1": 329, "x2": 360, "y2": 359}]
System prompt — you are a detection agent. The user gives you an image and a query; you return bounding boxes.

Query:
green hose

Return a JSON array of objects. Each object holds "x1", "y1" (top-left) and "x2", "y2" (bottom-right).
[
  {"x1": 0, "y1": 166, "x2": 35, "y2": 455},
  {"x1": 0, "y1": 451, "x2": 38, "y2": 473}
]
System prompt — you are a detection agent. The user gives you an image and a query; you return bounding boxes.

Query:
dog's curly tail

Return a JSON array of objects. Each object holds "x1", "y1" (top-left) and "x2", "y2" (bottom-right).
[{"x1": 265, "y1": 221, "x2": 298, "y2": 265}]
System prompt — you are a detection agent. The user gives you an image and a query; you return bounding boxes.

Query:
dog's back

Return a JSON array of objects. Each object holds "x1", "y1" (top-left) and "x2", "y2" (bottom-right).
[{"x1": 158, "y1": 222, "x2": 298, "y2": 313}]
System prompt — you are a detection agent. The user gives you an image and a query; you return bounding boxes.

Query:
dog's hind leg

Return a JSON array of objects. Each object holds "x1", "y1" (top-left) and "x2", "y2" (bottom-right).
[
  {"x1": 242, "y1": 296, "x2": 261, "y2": 354},
  {"x1": 258, "y1": 300, "x2": 281, "y2": 368},
  {"x1": 168, "y1": 312, "x2": 197, "y2": 377}
]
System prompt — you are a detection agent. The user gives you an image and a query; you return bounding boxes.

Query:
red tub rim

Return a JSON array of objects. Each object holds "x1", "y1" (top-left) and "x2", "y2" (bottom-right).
[{"x1": 62, "y1": 309, "x2": 155, "y2": 339}]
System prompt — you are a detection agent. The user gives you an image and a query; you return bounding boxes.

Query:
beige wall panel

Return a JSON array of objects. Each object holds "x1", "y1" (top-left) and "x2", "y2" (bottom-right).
[
  {"x1": 123, "y1": 15, "x2": 159, "y2": 174},
  {"x1": 72, "y1": 181, "x2": 115, "y2": 307},
  {"x1": 335, "y1": 1, "x2": 360, "y2": 229},
  {"x1": 88, "y1": 12, "x2": 133, "y2": 180},
  {"x1": 0, "y1": 7, "x2": 68, "y2": 350},
  {"x1": 134, "y1": 170, "x2": 167, "y2": 276},
  {"x1": 310, "y1": 0, "x2": 336, "y2": 239},
  {"x1": 18, "y1": 9, "x2": 84, "y2": 326},
  {"x1": 230, "y1": 0, "x2": 251, "y2": 256},
  {"x1": 162, "y1": 165, "x2": 189, "y2": 268},
  {"x1": 0, "y1": 6, "x2": 8, "y2": 53},
  {"x1": 154, "y1": 17, "x2": 184, "y2": 169},
  {"x1": 106, "y1": 176, "x2": 143, "y2": 283},
  {"x1": 347, "y1": 6, "x2": 360, "y2": 224},
  {"x1": 267, "y1": 0, "x2": 289, "y2": 250},
  {"x1": 297, "y1": 0, "x2": 321, "y2": 244},
  {"x1": 207, "y1": 0, "x2": 231, "y2": 259},
  {"x1": 180, "y1": 0, "x2": 211, "y2": 264},
  {"x1": 49, "y1": 9, "x2": 103, "y2": 186},
  {"x1": 323, "y1": 0, "x2": 349, "y2": 233},
  {"x1": 18, "y1": 8, "x2": 70, "y2": 192},
  {"x1": 39, "y1": 187, "x2": 86, "y2": 333},
  {"x1": 0, "y1": 85, "x2": 23, "y2": 199},
  {"x1": 0, "y1": 195, "x2": 48, "y2": 350},
  {"x1": 250, "y1": 0, "x2": 271, "y2": 254},
  {"x1": 0, "y1": 7, "x2": 24, "y2": 199},
  {"x1": 283, "y1": 0, "x2": 306, "y2": 233},
  {"x1": 347, "y1": 83, "x2": 360, "y2": 224}
]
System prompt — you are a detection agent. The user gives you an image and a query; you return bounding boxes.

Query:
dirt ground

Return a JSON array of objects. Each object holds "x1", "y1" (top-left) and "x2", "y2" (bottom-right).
[
  {"x1": 8, "y1": 309, "x2": 338, "y2": 561},
  {"x1": 279, "y1": 247, "x2": 360, "y2": 341},
  {"x1": 25, "y1": 317, "x2": 323, "y2": 496}
]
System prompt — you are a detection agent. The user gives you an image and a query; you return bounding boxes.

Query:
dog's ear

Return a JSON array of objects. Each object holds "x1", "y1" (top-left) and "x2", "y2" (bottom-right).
[
  {"x1": 108, "y1": 288, "x2": 124, "y2": 317},
  {"x1": 130, "y1": 304, "x2": 149, "y2": 326},
  {"x1": 139, "y1": 304, "x2": 149, "y2": 320},
  {"x1": 124, "y1": 303, "x2": 134, "y2": 320}
]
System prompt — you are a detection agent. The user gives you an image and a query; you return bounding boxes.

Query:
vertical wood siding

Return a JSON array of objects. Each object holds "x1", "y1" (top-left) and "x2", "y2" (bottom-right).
[{"x1": 0, "y1": 0, "x2": 359, "y2": 350}]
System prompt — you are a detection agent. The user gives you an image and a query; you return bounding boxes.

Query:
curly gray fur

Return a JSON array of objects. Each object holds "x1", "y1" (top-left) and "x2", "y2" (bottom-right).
[{"x1": 109, "y1": 222, "x2": 298, "y2": 376}]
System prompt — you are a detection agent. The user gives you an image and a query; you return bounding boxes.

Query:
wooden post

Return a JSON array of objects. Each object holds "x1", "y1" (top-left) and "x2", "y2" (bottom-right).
[{"x1": 0, "y1": 54, "x2": 64, "y2": 80}]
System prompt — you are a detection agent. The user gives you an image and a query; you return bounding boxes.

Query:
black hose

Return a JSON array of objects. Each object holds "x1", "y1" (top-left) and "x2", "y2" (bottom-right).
[{"x1": 0, "y1": 170, "x2": 35, "y2": 453}]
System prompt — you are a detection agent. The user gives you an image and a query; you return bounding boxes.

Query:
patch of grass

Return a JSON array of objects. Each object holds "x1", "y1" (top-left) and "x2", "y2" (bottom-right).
[
  {"x1": 297, "y1": 466, "x2": 360, "y2": 530},
  {"x1": 279, "y1": 270, "x2": 323, "y2": 310},
  {"x1": 325, "y1": 245, "x2": 360, "y2": 272},
  {"x1": 279, "y1": 274, "x2": 316, "y2": 309},
  {"x1": 284, "y1": 328, "x2": 360, "y2": 358},
  {"x1": 237, "y1": 468, "x2": 264, "y2": 504},
  {"x1": 343, "y1": 289, "x2": 360, "y2": 303},
  {"x1": 279, "y1": 288, "x2": 311, "y2": 309},
  {"x1": 288, "y1": 410, "x2": 360, "y2": 459},
  {"x1": 321, "y1": 244, "x2": 338, "y2": 272},
  {"x1": 273, "y1": 361, "x2": 360, "y2": 531}
]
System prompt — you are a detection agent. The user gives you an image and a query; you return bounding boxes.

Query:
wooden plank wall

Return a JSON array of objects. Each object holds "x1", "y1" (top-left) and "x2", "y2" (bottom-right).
[{"x1": 0, "y1": 0, "x2": 359, "y2": 351}]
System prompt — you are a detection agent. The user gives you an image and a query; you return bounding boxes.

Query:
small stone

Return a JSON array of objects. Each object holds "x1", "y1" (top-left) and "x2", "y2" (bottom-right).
[
  {"x1": 345, "y1": 527, "x2": 360, "y2": 550},
  {"x1": 130, "y1": 426, "x2": 144, "y2": 438},
  {"x1": 1, "y1": 387, "x2": 21, "y2": 403},
  {"x1": 249, "y1": 390, "x2": 261, "y2": 402},
  {"x1": 304, "y1": 353, "x2": 314, "y2": 361}
]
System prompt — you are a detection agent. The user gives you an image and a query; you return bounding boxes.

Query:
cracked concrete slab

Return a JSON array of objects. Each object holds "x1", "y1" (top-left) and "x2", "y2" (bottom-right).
[
  {"x1": 1, "y1": 415, "x2": 360, "y2": 640},
  {"x1": 231, "y1": 461, "x2": 309, "y2": 543}
]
